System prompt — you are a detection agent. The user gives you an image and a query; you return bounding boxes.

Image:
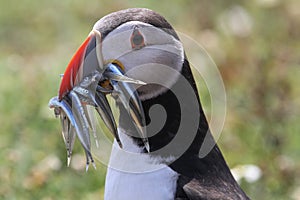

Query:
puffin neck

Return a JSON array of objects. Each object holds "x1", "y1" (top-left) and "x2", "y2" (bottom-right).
[{"x1": 118, "y1": 59, "x2": 209, "y2": 155}]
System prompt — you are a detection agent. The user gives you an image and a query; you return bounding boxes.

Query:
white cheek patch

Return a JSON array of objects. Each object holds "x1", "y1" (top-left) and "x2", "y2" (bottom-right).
[
  {"x1": 100, "y1": 21, "x2": 184, "y2": 100},
  {"x1": 117, "y1": 48, "x2": 183, "y2": 100},
  {"x1": 125, "y1": 63, "x2": 183, "y2": 101}
]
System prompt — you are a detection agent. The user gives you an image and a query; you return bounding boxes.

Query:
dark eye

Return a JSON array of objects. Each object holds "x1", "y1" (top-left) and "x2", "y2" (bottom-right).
[{"x1": 131, "y1": 29, "x2": 145, "y2": 50}]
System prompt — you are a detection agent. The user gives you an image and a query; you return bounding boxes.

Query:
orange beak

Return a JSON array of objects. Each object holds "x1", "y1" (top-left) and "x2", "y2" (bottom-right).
[
  {"x1": 58, "y1": 35, "x2": 93, "y2": 100},
  {"x1": 49, "y1": 30, "x2": 149, "y2": 170}
]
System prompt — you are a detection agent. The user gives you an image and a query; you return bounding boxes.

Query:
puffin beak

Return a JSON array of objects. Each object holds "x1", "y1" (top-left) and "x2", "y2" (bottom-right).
[{"x1": 49, "y1": 31, "x2": 148, "y2": 170}]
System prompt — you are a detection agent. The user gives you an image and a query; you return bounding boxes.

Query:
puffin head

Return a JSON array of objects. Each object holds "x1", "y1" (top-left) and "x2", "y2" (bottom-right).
[
  {"x1": 49, "y1": 8, "x2": 192, "y2": 169},
  {"x1": 94, "y1": 19, "x2": 184, "y2": 101}
]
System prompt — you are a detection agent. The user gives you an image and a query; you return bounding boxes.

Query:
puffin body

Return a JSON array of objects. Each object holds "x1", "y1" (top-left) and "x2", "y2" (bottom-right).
[{"x1": 49, "y1": 8, "x2": 250, "y2": 200}]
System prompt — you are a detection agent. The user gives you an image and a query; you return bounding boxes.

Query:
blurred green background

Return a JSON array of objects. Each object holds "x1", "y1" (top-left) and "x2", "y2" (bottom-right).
[{"x1": 0, "y1": 0, "x2": 299, "y2": 199}]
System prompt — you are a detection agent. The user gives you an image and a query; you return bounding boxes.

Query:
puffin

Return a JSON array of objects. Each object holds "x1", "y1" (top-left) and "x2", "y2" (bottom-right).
[{"x1": 49, "y1": 8, "x2": 250, "y2": 200}]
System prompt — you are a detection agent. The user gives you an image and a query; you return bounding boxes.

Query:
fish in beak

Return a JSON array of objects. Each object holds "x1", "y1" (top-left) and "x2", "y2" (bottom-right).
[{"x1": 48, "y1": 30, "x2": 149, "y2": 171}]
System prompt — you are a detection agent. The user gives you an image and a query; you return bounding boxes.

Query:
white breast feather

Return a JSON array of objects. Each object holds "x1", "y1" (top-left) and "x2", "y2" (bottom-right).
[{"x1": 104, "y1": 129, "x2": 179, "y2": 200}]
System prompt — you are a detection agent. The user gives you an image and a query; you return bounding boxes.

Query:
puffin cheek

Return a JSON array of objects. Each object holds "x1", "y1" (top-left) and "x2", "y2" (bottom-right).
[
  {"x1": 123, "y1": 63, "x2": 181, "y2": 100},
  {"x1": 118, "y1": 49, "x2": 183, "y2": 100}
]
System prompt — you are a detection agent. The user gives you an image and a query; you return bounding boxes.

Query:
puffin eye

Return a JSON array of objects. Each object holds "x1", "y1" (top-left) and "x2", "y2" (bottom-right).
[{"x1": 130, "y1": 28, "x2": 145, "y2": 50}]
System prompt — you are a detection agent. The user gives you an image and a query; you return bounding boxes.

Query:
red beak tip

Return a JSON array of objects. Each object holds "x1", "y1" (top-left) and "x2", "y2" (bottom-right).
[{"x1": 58, "y1": 35, "x2": 93, "y2": 99}]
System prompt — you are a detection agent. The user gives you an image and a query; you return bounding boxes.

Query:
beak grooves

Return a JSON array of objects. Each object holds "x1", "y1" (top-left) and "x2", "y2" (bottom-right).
[{"x1": 59, "y1": 36, "x2": 92, "y2": 100}]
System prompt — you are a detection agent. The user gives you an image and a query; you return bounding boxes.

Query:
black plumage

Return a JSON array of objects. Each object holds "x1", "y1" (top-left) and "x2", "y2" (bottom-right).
[{"x1": 94, "y1": 8, "x2": 250, "y2": 200}]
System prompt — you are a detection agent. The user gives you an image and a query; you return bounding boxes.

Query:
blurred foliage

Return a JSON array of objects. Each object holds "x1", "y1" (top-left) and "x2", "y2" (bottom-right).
[{"x1": 0, "y1": 0, "x2": 299, "y2": 199}]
